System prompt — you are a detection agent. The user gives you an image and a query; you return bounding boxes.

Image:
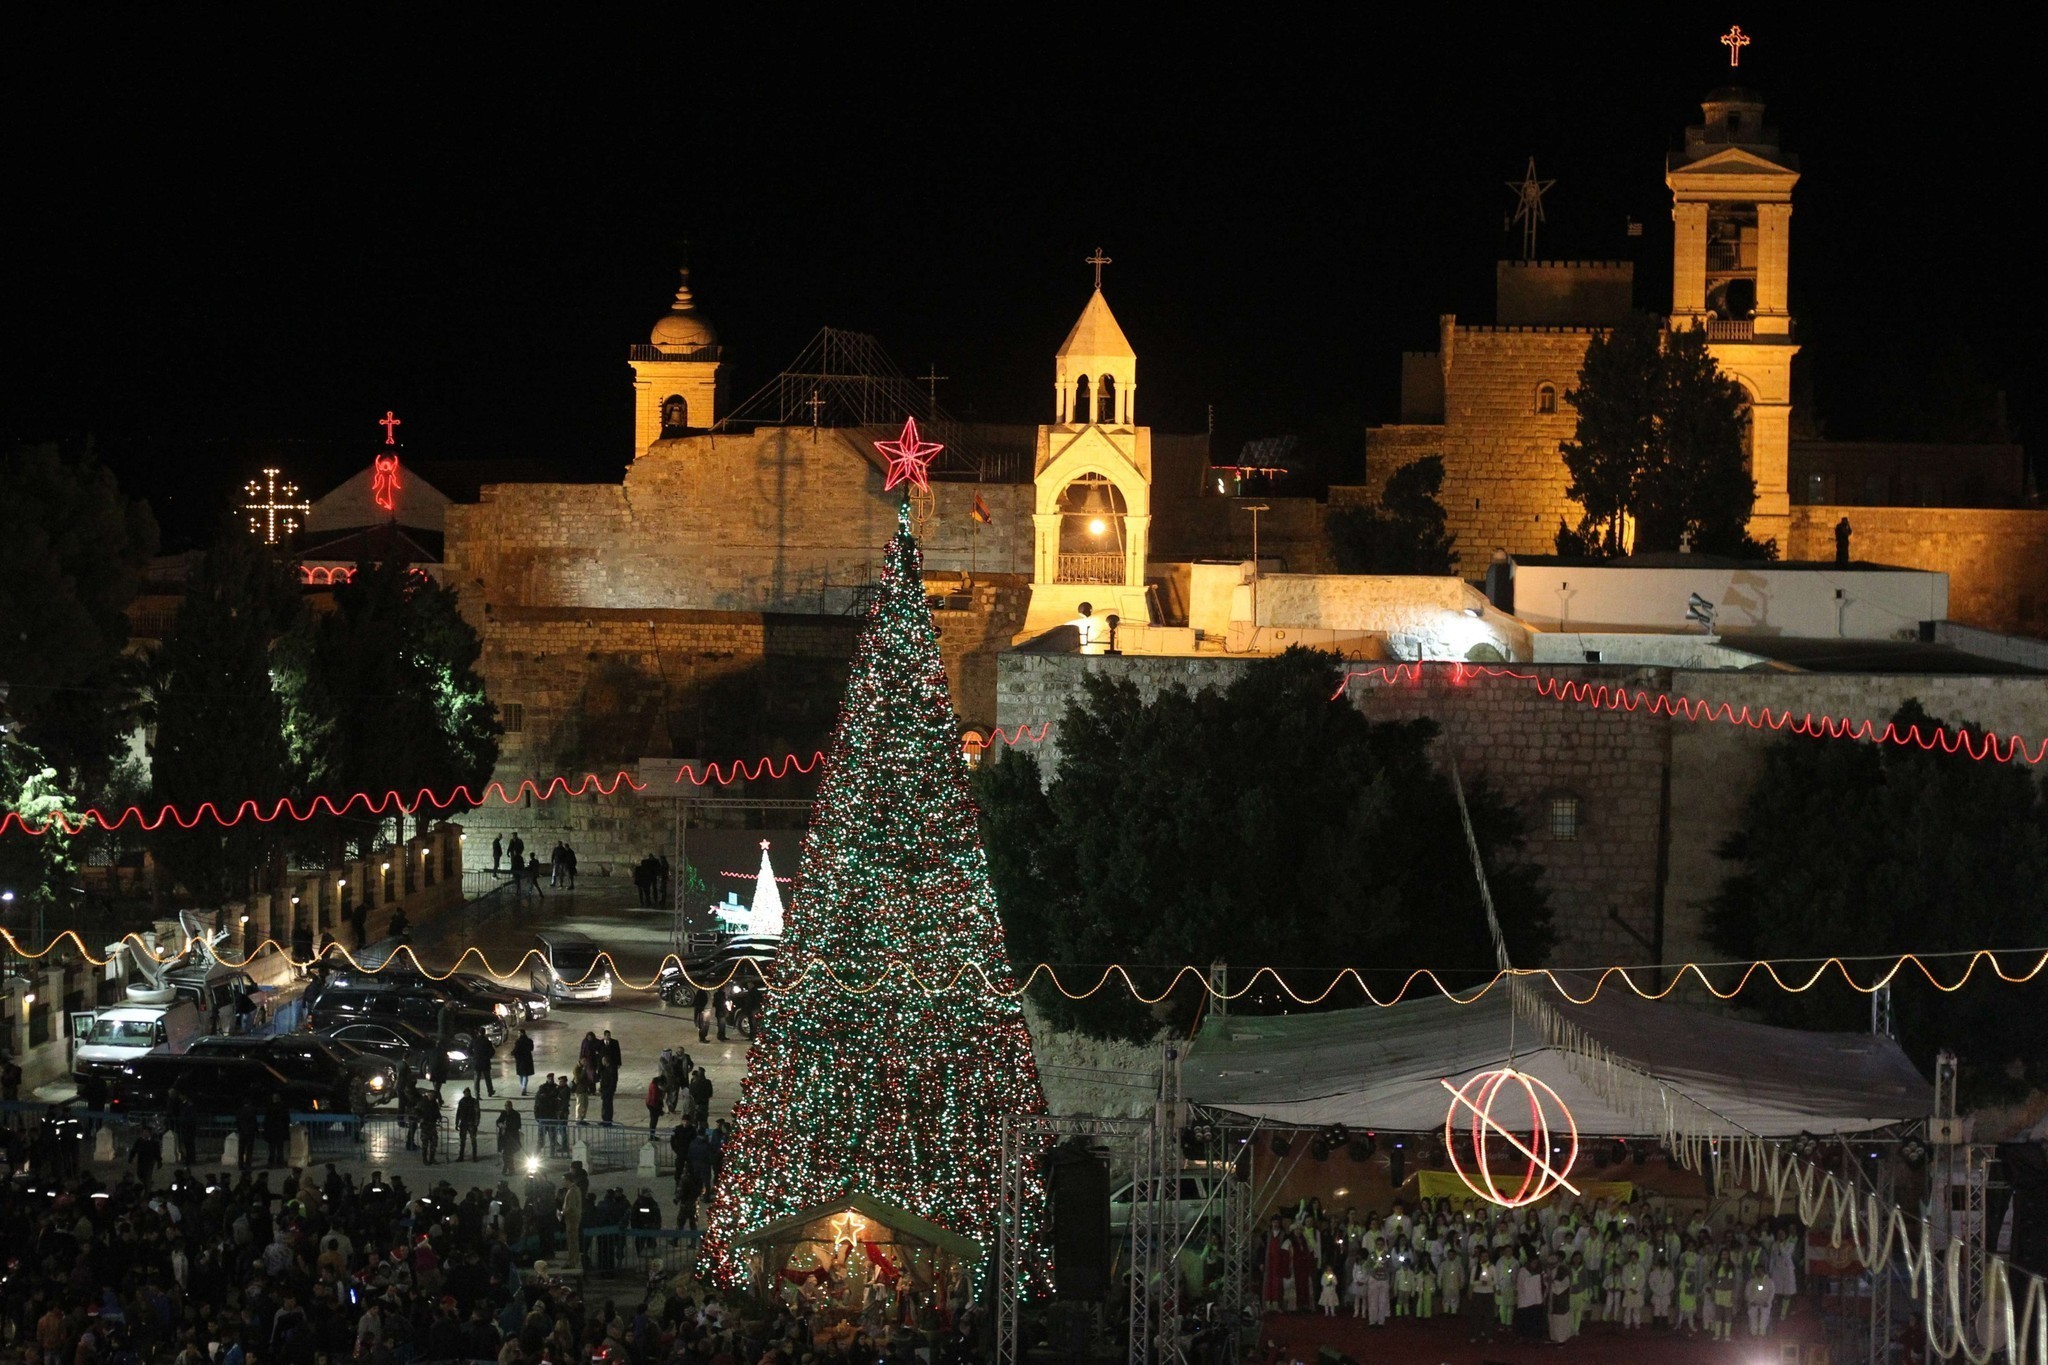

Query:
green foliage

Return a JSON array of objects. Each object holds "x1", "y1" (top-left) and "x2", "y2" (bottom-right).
[
  {"x1": 703, "y1": 512, "x2": 1045, "y2": 1286},
  {"x1": 1560, "y1": 316, "x2": 1767, "y2": 558},
  {"x1": 1328, "y1": 456, "x2": 1460, "y2": 574},
  {"x1": 0, "y1": 443, "x2": 159, "y2": 789},
  {"x1": 0, "y1": 731, "x2": 79, "y2": 920},
  {"x1": 276, "y1": 563, "x2": 499, "y2": 851},
  {"x1": 975, "y1": 648, "x2": 1552, "y2": 1041},
  {"x1": 1708, "y1": 701, "x2": 2048, "y2": 1102},
  {"x1": 144, "y1": 537, "x2": 306, "y2": 902}
]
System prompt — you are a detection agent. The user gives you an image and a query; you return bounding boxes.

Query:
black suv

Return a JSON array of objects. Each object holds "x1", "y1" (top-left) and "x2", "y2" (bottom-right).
[
  {"x1": 336, "y1": 939, "x2": 550, "y2": 1022},
  {"x1": 184, "y1": 1034, "x2": 397, "y2": 1108},
  {"x1": 304, "y1": 987, "x2": 506, "y2": 1049},
  {"x1": 314, "y1": 1018, "x2": 476, "y2": 1080},
  {"x1": 107, "y1": 1052, "x2": 361, "y2": 1118}
]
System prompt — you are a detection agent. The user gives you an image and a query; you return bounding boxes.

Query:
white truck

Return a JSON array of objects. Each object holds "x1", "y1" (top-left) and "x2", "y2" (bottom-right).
[{"x1": 70, "y1": 923, "x2": 256, "y2": 1082}]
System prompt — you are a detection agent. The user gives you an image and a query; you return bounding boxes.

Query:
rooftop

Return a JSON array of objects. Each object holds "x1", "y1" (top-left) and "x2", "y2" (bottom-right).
[{"x1": 1726, "y1": 637, "x2": 2048, "y2": 676}]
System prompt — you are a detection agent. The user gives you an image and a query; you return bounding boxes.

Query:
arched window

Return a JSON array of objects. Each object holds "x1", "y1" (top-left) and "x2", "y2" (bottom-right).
[
  {"x1": 1073, "y1": 376, "x2": 1091, "y2": 425},
  {"x1": 660, "y1": 394, "x2": 689, "y2": 437},
  {"x1": 1097, "y1": 374, "x2": 1118, "y2": 424},
  {"x1": 1536, "y1": 384, "x2": 1558, "y2": 415}
]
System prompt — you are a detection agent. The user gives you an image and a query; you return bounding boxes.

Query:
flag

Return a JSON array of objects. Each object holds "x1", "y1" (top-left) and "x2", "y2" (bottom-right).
[
  {"x1": 1625, "y1": 219, "x2": 1644, "y2": 237},
  {"x1": 970, "y1": 493, "x2": 992, "y2": 524}
]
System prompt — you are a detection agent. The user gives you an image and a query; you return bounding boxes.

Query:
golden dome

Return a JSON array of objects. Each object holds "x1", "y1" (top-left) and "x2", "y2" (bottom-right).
[{"x1": 649, "y1": 267, "x2": 717, "y2": 350}]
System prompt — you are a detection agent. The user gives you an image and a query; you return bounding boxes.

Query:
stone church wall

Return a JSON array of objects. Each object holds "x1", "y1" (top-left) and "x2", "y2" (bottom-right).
[
  {"x1": 444, "y1": 427, "x2": 1035, "y2": 617},
  {"x1": 1788, "y1": 506, "x2": 2048, "y2": 637},
  {"x1": 996, "y1": 654, "x2": 1667, "y2": 967},
  {"x1": 997, "y1": 653, "x2": 2048, "y2": 976},
  {"x1": 1363, "y1": 327, "x2": 1590, "y2": 561}
]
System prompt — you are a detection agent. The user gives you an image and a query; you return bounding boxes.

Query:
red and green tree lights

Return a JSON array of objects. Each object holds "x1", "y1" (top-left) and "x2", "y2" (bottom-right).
[{"x1": 702, "y1": 505, "x2": 1048, "y2": 1289}]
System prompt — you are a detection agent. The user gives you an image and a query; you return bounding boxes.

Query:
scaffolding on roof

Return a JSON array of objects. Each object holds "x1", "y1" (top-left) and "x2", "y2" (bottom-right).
[{"x1": 715, "y1": 327, "x2": 1029, "y2": 483}]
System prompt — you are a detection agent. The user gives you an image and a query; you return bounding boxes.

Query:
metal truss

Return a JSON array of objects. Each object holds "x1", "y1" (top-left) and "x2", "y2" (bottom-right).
[{"x1": 994, "y1": 1111, "x2": 1153, "y2": 1365}]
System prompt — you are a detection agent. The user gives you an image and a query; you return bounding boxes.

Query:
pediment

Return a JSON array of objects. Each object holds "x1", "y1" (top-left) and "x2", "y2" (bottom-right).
[{"x1": 1668, "y1": 145, "x2": 1799, "y2": 181}]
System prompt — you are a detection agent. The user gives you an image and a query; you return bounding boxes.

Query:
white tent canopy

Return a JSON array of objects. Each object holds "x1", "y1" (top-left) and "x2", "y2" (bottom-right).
[{"x1": 1183, "y1": 984, "x2": 1932, "y2": 1139}]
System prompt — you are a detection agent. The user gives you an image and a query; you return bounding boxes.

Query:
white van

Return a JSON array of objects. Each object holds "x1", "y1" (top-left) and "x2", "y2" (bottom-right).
[{"x1": 71, "y1": 964, "x2": 259, "y2": 1080}]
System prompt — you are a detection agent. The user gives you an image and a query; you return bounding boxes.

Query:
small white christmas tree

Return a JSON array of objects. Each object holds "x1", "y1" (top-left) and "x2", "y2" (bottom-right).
[{"x1": 747, "y1": 838, "x2": 785, "y2": 936}]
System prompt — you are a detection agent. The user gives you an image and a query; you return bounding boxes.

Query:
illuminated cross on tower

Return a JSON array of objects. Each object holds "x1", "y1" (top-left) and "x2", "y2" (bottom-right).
[
  {"x1": 242, "y1": 468, "x2": 310, "y2": 545},
  {"x1": 920, "y1": 363, "x2": 949, "y2": 411},
  {"x1": 1721, "y1": 24, "x2": 1750, "y2": 66},
  {"x1": 1086, "y1": 246, "x2": 1112, "y2": 290},
  {"x1": 378, "y1": 409, "x2": 402, "y2": 444}
]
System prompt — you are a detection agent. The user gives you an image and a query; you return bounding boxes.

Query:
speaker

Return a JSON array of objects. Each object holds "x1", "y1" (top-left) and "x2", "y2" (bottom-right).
[{"x1": 1048, "y1": 1141, "x2": 1112, "y2": 1300}]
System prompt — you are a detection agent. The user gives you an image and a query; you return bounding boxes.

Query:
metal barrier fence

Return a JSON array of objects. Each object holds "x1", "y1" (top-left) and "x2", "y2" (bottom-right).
[{"x1": 4, "y1": 1100, "x2": 696, "y2": 1182}]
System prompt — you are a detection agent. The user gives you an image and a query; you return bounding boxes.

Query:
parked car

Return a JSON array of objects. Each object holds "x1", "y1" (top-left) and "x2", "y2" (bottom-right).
[
  {"x1": 184, "y1": 1034, "x2": 397, "y2": 1107},
  {"x1": 304, "y1": 986, "x2": 506, "y2": 1049},
  {"x1": 335, "y1": 939, "x2": 550, "y2": 1021},
  {"x1": 531, "y1": 931, "x2": 613, "y2": 1004},
  {"x1": 71, "y1": 963, "x2": 265, "y2": 1080},
  {"x1": 106, "y1": 1052, "x2": 363, "y2": 1118},
  {"x1": 314, "y1": 1018, "x2": 478, "y2": 1080},
  {"x1": 661, "y1": 933, "x2": 778, "y2": 1036},
  {"x1": 1107, "y1": 1170, "x2": 1234, "y2": 1233}
]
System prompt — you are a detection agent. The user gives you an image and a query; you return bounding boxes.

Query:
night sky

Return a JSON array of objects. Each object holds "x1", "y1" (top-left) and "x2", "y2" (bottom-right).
[{"x1": 11, "y1": 14, "x2": 2035, "y2": 548}]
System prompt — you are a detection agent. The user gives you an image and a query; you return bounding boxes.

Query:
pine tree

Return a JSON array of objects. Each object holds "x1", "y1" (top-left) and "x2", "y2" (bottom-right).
[{"x1": 702, "y1": 508, "x2": 1047, "y2": 1286}]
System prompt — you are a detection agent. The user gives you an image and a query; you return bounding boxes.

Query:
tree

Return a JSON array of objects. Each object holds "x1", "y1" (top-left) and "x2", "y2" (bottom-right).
[
  {"x1": 1327, "y1": 455, "x2": 1459, "y2": 574},
  {"x1": 976, "y1": 648, "x2": 1552, "y2": 1041},
  {"x1": 702, "y1": 510, "x2": 1047, "y2": 1287},
  {"x1": 1707, "y1": 701, "x2": 2048, "y2": 1102},
  {"x1": 0, "y1": 727, "x2": 80, "y2": 945},
  {"x1": 0, "y1": 443, "x2": 159, "y2": 792},
  {"x1": 275, "y1": 562, "x2": 499, "y2": 855},
  {"x1": 144, "y1": 537, "x2": 305, "y2": 902},
  {"x1": 1559, "y1": 315, "x2": 1765, "y2": 557}
]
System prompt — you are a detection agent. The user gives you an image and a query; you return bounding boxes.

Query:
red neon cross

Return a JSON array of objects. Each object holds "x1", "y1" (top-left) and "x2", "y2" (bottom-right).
[
  {"x1": 378, "y1": 410, "x2": 402, "y2": 445},
  {"x1": 1721, "y1": 25, "x2": 1750, "y2": 66}
]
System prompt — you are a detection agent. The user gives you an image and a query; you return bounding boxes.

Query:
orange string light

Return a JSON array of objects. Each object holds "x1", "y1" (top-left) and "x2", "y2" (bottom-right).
[{"x1": 8, "y1": 927, "x2": 2040, "y2": 1004}]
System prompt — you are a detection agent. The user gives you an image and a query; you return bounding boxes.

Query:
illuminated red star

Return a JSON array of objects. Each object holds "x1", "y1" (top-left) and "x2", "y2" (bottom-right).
[{"x1": 875, "y1": 415, "x2": 943, "y2": 493}]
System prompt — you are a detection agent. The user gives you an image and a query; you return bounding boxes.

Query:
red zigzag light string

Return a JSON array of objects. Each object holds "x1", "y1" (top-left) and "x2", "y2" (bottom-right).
[
  {"x1": 7, "y1": 661, "x2": 2045, "y2": 837},
  {"x1": 1335, "y1": 662, "x2": 2048, "y2": 765}
]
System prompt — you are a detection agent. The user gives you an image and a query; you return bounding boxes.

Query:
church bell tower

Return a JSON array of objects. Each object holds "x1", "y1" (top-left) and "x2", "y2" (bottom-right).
[
  {"x1": 1667, "y1": 87, "x2": 1800, "y2": 546},
  {"x1": 1020, "y1": 257, "x2": 1156, "y2": 640},
  {"x1": 629, "y1": 265, "x2": 725, "y2": 458}
]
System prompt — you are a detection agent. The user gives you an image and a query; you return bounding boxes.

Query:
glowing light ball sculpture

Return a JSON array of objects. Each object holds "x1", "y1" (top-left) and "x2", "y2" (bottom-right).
[{"x1": 1441, "y1": 1068, "x2": 1581, "y2": 1208}]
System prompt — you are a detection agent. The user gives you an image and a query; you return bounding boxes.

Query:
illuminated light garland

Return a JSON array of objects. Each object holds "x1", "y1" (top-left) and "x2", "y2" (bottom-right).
[
  {"x1": 0, "y1": 725, "x2": 1056, "y2": 837},
  {"x1": 12, "y1": 926, "x2": 2042, "y2": 1007},
  {"x1": 1442, "y1": 1070, "x2": 1580, "y2": 1206},
  {"x1": 1334, "y1": 662, "x2": 2048, "y2": 765},
  {"x1": 17, "y1": 653, "x2": 2041, "y2": 838}
]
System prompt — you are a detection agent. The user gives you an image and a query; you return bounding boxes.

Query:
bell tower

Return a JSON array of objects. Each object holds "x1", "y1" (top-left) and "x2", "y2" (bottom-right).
[
  {"x1": 1667, "y1": 87, "x2": 1800, "y2": 545},
  {"x1": 629, "y1": 265, "x2": 725, "y2": 458},
  {"x1": 1021, "y1": 259, "x2": 1155, "y2": 641}
]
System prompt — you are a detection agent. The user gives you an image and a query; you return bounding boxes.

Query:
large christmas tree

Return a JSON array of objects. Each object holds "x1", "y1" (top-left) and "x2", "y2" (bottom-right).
[{"x1": 702, "y1": 505, "x2": 1048, "y2": 1285}]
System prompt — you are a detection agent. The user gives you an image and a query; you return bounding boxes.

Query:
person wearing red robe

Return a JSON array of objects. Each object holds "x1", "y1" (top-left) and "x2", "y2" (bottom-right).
[{"x1": 1263, "y1": 1217, "x2": 1292, "y2": 1309}]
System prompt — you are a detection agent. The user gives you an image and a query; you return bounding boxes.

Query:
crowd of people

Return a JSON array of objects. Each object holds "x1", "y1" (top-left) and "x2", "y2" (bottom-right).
[
  {"x1": 1262, "y1": 1193, "x2": 1806, "y2": 1343},
  {"x1": 0, "y1": 1131, "x2": 967, "y2": 1365}
]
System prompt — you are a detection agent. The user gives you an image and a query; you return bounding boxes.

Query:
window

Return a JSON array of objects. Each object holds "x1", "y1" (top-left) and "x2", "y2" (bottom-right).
[
  {"x1": 1097, "y1": 374, "x2": 1118, "y2": 424},
  {"x1": 501, "y1": 702, "x2": 524, "y2": 734},
  {"x1": 1073, "y1": 375, "x2": 1091, "y2": 424},
  {"x1": 1547, "y1": 794, "x2": 1581, "y2": 841},
  {"x1": 1536, "y1": 384, "x2": 1558, "y2": 415}
]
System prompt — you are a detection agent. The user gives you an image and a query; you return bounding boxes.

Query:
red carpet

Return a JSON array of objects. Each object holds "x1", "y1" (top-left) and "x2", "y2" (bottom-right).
[{"x1": 1263, "y1": 1307, "x2": 1827, "y2": 1364}]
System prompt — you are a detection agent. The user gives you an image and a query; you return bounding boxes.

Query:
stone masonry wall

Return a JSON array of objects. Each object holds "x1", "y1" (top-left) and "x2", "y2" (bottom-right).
[
  {"x1": 998, "y1": 654, "x2": 2048, "y2": 976},
  {"x1": 445, "y1": 428, "x2": 1036, "y2": 616},
  {"x1": 1789, "y1": 506, "x2": 2048, "y2": 637},
  {"x1": 995, "y1": 654, "x2": 1670, "y2": 967},
  {"x1": 1363, "y1": 328, "x2": 1590, "y2": 561}
]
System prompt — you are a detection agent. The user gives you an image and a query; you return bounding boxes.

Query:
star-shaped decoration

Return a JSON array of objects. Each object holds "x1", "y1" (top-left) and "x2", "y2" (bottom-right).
[{"x1": 875, "y1": 415, "x2": 943, "y2": 493}]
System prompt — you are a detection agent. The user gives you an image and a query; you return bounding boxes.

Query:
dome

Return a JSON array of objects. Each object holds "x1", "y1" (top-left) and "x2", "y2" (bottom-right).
[{"x1": 649, "y1": 266, "x2": 717, "y2": 350}]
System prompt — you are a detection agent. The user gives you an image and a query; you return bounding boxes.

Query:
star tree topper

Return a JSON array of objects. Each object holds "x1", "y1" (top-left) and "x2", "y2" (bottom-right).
[{"x1": 875, "y1": 415, "x2": 943, "y2": 493}]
